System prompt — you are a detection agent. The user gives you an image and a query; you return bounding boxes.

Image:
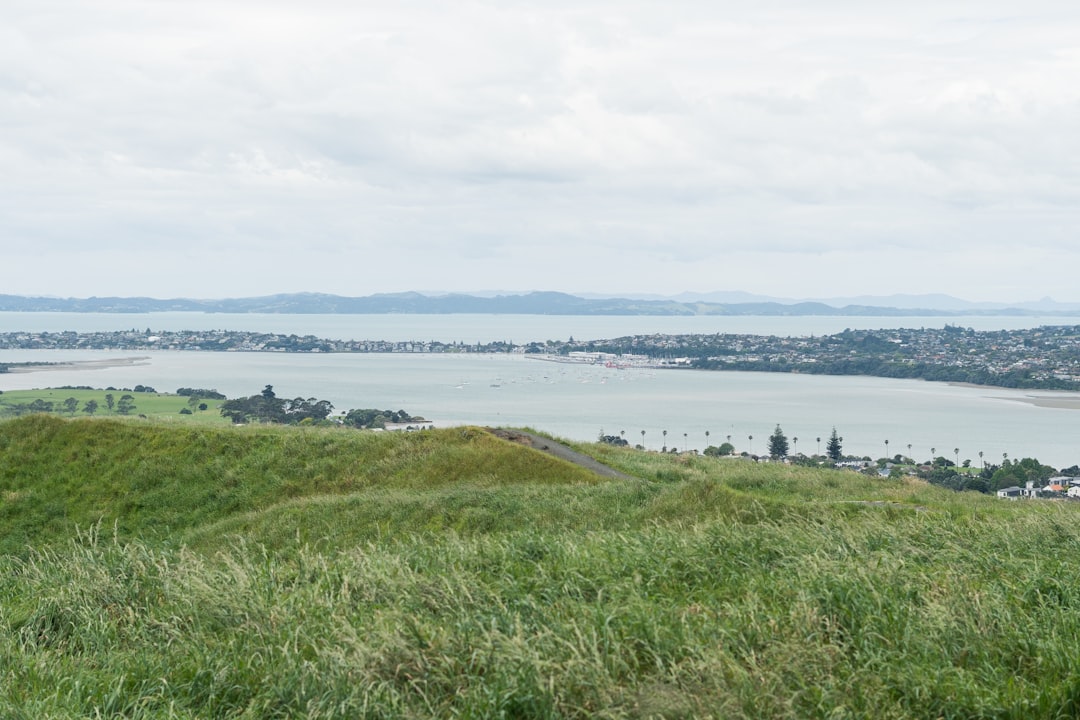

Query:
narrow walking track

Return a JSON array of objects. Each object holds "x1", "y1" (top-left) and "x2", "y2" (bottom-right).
[{"x1": 485, "y1": 428, "x2": 636, "y2": 480}]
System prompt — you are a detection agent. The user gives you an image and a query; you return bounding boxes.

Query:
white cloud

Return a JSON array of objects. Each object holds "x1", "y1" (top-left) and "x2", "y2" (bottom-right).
[{"x1": 2, "y1": 0, "x2": 1079, "y2": 301}]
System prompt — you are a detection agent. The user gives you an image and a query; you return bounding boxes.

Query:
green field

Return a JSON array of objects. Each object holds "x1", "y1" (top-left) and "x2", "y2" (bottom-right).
[
  {"x1": 0, "y1": 387, "x2": 229, "y2": 425},
  {"x1": 2, "y1": 414, "x2": 1079, "y2": 718}
]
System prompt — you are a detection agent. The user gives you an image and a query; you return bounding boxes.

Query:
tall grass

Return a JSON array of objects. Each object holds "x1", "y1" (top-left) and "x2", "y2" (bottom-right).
[
  {"x1": 3, "y1": 415, "x2": 1080, "y2": 717},
  {"x1": 0, "y1": 417, "x2": 602, "y2": 554},
  {"x1": 6, "y1": 511, "x2": 1080, "y2": 718}
]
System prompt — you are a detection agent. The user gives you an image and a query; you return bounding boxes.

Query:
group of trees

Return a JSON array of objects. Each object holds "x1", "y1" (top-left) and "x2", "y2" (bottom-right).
[
  {"x1": 761, "y1": 425, "x2": 1068, "y2": 498},
  {"x1": 176, "y1": 387, "x2": 226, "y2": 400},
  {"x1": 698, "y1": 423, "x2": 1070, "y2": 498},
  {"x1": 342, "y1": 408, "x2": 424, "y2": 430},
  {"x1": 1, "y1": 383, "x2": 425, "y2": 430},
  {"x1": 920, "y1": 457, "x2": 1061, "y2": 495},
  {"x1": 698, "y1": 426, "x2": 845, "y2": 462},
  {"x1": 1, "y1": 392, "x2": 136, "y2": 418},
  {"x1": 766, "y1": 425, "x2": 844, "y2": 462},
  {"x1": 218, "y1": 385, "x2": 425, "y2": 429},
  {"x1": 219, "y1": 385, "x2": 335, "y2": 425}
]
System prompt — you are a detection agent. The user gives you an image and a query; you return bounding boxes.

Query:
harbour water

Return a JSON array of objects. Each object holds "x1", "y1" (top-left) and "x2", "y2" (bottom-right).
[
  {"x1": 3, "y1": 313, "x2": 1080, "y2": 468},
  {"x1": 4, "y1": 311, "x2": 1080, "y2": 343}
]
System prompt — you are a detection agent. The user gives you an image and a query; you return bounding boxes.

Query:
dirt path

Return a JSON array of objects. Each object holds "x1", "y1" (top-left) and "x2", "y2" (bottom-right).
[{"x1": 485, "y1": 428, "x2": 636, "y2": 480}]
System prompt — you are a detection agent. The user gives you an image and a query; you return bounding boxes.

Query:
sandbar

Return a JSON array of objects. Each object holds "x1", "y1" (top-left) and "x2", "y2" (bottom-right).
[
  {"x1": 4, "y1": 356, "x2": 151, "y2": 374},
  {"x1": 992, "y1": 394, "x2": 1080, "y2": 410}
]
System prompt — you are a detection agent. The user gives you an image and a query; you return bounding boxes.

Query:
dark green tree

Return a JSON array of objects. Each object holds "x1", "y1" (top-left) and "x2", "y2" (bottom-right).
[
  {"x1": 827, "y1": 428, "x2": 843, "y2": 462},
  {"x1": 116, "y1": 394, "x2": 136, "y2": 416},
  {"x1": 104, "y1": 393, "x2": 115, "y2": 413},
  {"x1": 62, "y1": 397, "x2": 79, "y2": 415},
  {"x1": 768, "y1": 424, "x2": 789, "y2": 459},
  {"x1": 83, "y1": 399, "x2": 98, "y2": 416},
  {"x1": 704, "y1": 442, "x2": 736, "y2": 457},
  {"x1": 31, "y1": 399, "x2": 54, "y2": 413}
]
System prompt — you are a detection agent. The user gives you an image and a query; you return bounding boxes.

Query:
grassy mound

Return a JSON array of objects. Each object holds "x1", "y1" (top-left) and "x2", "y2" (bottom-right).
[
  {"x1": 0, "y1": 416, "x2": 602, "y2": 554},
  {"x1": 2, "y1": 415, "x2": 1079, "y2": 718}
]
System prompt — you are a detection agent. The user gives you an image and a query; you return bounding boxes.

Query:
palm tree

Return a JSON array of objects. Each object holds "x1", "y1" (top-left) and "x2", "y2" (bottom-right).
[
  {"x1": 979, "y1": 450, "x2": 984, "y2": 469},
  {"x1": 907, "y1": 443, "x2": 912, "y2": 461},
  {"x1": 793, "y1": 437, "x2": 798, "y2": 455},
  {"x1": 954, "y1": 448, "x2": 960, "y2": 468},
  {"x1": 705, "y1": 430, "x2": 710, "y2": 448},
  {"x1": 641, "y1": 430, "x2": 646, "y2": 449},
  {"x1": 931, "y1": 447, "x2": 936, "y2": 465},
  {"x1": 683, "y1": 432, "x2": 688, "y2": 452},
  {"x1": 748, "y1": 434, "x2": 753, "y2": 454},
  {"x1": 662, "y1": 429, "x2": 668, "y2": 452},
  {"x1": 884, "y1": 439, "x2": 889, "y2": 458},
  {"x1": 816, "y1": 436, "x2": 821, "y2": 455}
]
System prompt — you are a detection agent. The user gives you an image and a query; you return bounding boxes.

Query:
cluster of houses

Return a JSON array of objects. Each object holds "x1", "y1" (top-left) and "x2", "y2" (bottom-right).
[{"x1": 996, "y1": 478, "x2": 1080, "y2": 500}]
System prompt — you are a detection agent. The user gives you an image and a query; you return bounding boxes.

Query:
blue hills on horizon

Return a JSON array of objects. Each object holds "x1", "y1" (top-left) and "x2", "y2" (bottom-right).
[{"x1": 1, "y1": 291, "x2": 1078, "y2": 316}]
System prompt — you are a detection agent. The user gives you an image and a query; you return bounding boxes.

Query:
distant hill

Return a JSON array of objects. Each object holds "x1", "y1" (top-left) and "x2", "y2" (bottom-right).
[{"x1": 0, "y1": 291, "x2": 1070, "y2": 316}]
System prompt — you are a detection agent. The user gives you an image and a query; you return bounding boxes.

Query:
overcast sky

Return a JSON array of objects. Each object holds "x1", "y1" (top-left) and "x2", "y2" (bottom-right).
[{"x1": 4, "y1": 1, "x2": 1079, "y2": 302}]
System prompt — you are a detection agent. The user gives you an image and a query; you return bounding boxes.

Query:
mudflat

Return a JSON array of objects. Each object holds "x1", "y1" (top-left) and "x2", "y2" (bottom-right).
[{"x1": 6, "y1": 356, "x2": 150, "y2": 373}]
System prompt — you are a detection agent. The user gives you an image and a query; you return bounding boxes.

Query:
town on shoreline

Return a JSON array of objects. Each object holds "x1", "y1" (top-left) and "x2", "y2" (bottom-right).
[{"x1": 3, "y1": 324, "x2": 1080, "y2": 391}]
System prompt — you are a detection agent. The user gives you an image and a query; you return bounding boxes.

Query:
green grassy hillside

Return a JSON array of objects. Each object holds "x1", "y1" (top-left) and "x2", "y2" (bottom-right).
[
  {"x1": 2, "y1": 415, "x2": 1080, "y2": 718},
  {"x1": 0, "y1": 415, "x2": 602, "y2": 554}
]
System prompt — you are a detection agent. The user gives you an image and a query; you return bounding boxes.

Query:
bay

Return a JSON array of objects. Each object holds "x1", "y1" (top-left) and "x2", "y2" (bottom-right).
[
  {"x1": 2, "y1": 346, "x2": 1078, "y2": 470},
  {"x1": 3, "y1": 311, "x2": 1080, "y2": 343}
]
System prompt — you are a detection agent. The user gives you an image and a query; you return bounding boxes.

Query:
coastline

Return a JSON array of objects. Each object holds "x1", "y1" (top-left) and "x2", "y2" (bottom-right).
[
  {"x1": 946, "y1": 380, "x2": 1080, "y2": 410},
  {"x1": 5, "y1": 356, "x2": 151, "y2": 374},
  {"x1": 998, "y1": 395, "x2": 1080, "y2": 410}
]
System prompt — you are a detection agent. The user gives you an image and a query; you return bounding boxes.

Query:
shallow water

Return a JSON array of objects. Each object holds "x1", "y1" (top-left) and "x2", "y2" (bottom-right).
[{"x1": 3, "y1": 348, "x2": 1078, "y2": 469}]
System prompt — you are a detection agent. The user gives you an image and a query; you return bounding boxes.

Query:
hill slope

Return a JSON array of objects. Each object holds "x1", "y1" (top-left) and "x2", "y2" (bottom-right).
[{"x1": 3, "y1": 416, "x2": 1080, "y2": 718}]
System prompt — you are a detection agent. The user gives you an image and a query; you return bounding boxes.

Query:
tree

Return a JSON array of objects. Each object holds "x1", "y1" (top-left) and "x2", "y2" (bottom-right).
[
  {"x1": 826, "y1": 428, "x2": 843, "y2": 462},
  {"x1": 62, "y1": 397, "x2": 79, "y2": 415},
  {"x1": 83, "y1": 399, "x2": 98, "y2": 416},
  {"x1": 104, "y1": 393, "x2": 115, "y2": 413},
  {"x1": 768, "y1": 424, "x2": 789, "y2": 459},
  {"x1": 29, "y1": 399, "x2": 54, "y2": 414},
  {"x1": 116, "y1": 394, "x2": 136, "y2": 415}
]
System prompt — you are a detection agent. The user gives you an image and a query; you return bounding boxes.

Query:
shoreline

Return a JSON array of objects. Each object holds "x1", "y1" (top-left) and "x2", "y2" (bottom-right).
[
  {"x1": 998, "y1": 395, "x2": 1080, "y2": 410},
  {"x1": 946, "y1": 381, "x2": 1080, "y2": 410},
  {"x1": 5, "y1": 356, "x2": 151, "y2": 374}
]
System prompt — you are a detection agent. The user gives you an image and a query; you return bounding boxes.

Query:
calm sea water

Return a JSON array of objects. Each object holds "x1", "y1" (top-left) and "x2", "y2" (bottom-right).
[
  {"x1": 3, "y1": 311, "x2": 1080, "y2": 342},
  {"x1": 2, "y1": 313, "x2": 1079, "y2": 468}
]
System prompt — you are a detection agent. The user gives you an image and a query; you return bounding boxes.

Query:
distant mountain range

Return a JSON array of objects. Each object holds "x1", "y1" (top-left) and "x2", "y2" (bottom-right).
[{"x1": 3, "y1": 291, "x2": 1080, "y2": 316}]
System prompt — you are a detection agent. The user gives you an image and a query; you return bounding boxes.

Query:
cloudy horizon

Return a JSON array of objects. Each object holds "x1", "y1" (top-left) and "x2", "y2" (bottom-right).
[{"x1": 4, "y1": 1, "x2": 1079, "y2": 302}]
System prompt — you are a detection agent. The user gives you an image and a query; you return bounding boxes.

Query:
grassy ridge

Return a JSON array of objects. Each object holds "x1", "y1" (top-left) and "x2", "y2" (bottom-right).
[
  {"x1": 2, "y1": 415, "x2": 1080, "y2": 718},
  {"x1": 0, "y1": 416, "x2": 602, "y2": 554}
]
